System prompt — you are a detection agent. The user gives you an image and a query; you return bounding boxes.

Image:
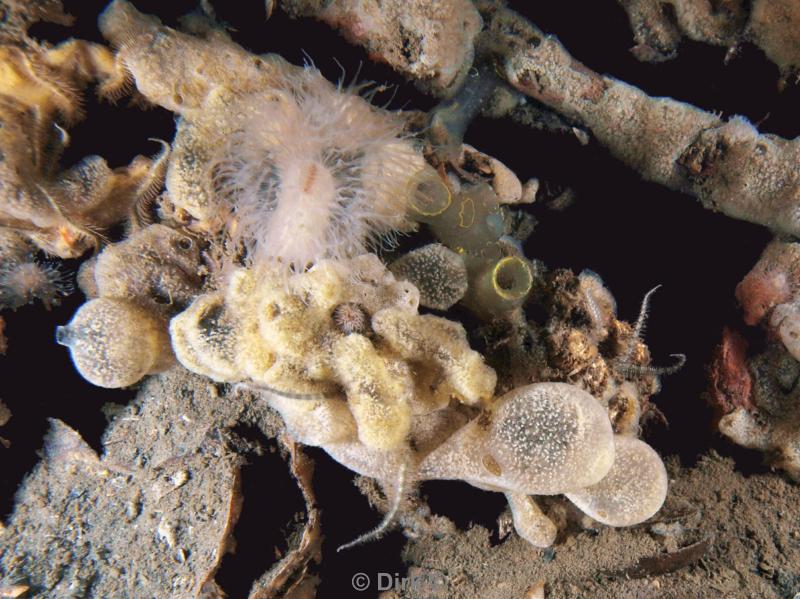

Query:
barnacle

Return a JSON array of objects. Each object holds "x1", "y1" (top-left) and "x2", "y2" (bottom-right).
[{"x1": 332, "y1": 302, "x2": 370, "y2": 335}]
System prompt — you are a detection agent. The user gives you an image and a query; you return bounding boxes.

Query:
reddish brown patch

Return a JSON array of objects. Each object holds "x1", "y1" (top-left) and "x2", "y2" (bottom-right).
[
  {"x1": 572, "y1": 59, "x2": 608, "y2": 102},
  {"x1": 324, "y1": 10, "x2": 368, "y2": 43},
  {"x1": 735, "y1": 269, "x2": 789, "y2": 326},
  {"x1": 302, "y1": 163, "x2": 318, "y2": 194},
  {"x1": 708, "y1": 327, "x2": 753, "y2": 415}
]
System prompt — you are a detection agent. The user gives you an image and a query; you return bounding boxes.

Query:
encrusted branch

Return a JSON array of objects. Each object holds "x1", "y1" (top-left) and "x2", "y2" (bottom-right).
[
  {"x1": 477, "y1": 2, "x2": 800, "y2": 236},
  {"x1": 616, "y1": 0, "x2": 800, "y2": 85}
]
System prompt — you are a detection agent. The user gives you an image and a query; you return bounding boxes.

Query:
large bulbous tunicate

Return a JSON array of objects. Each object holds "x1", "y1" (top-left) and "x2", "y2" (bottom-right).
[
  {"x1": 565, "y1": 435, "x2": 668, "y2": 526},
  {"x1": 57, "y1": 297, "x2": 173, "y2": 388},
  {"x1": 418, "y1": 382, "x2": 615, "y2": 495}
]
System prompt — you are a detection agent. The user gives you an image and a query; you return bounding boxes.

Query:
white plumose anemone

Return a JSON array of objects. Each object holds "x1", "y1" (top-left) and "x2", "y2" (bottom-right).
[{"x1": 211, "y1": 68, "x2": 427, "y2": 274}]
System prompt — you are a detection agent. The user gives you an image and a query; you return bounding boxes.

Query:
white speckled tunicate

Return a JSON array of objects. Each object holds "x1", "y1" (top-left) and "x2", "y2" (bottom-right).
[
  {"x1": 418, "y1": 382, "x2": 615, "y2": 495},
  {"x1": 57, "y1": 297, "x2": 173, "y2": 388},
  {"x1": 565, "y1": 435, "x2": 668, "y2": 526},
  {"x1": 389, "y1": 243, "x2": 468, "y2": 311}
]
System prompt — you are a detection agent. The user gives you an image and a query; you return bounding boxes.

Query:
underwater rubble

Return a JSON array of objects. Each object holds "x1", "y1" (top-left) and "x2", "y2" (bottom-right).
[{"x1": 1, "y1": 0, "x2": 799, "y2": 597}]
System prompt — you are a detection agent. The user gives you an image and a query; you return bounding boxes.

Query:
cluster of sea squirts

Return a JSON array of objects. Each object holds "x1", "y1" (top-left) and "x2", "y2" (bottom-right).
[{"x1": 1, "y1": 0, "x2": 674, "y2": 549}]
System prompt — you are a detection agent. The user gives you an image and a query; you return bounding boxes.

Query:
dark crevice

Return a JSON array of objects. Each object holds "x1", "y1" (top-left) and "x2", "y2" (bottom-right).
[
  {"x1": 422, "y1": 479, "x2": 508, "y2": 532},
  {"x1": 308, "y1": 448, "x2": 407, "y2": 599},
  {"x1": 214, "y1": 427, "x2": 306, "y2": 599},
  {"x1": 659, "y1": 2, "x2": 680, "y2": 31},
  {"x1": 59, "y1": 94, "x2": 176, "y2": 170}
]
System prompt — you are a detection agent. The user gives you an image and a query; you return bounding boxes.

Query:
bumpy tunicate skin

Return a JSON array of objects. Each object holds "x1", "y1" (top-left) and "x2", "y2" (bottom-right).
[
  {"x1": 490, "y1": 383, "x2": 615, "y2": 493},
  {"x1": 565, "y1": 435, "x2": 668, "y2": 526},
  {"x1": 171, "y1": 255, "x2": 496, "y2": 450},
  {"x1": 99, "y1": 0, "x2": 286, "y2": 117},
  {"x1": 501, "y1": 7, "x2": 800, "y2": 237},
  {"x1": 617, "y1": 0, "x2": 746, "y2": 63},
  {"x1": 748, "y1": 0, "x2": 800, "y2": 82},
  {"x1": 418, "y1": 382, "x2": 615, "y2": 495},
  {"x1": 331, "y1": 333, "x2": 414, "y2": 450},
  {"x1": 371, "y1": 308, "x2": 497, "y2": 407},
  {"x1": 57, "y1": 298, "x2": 173, "y2": 388},
  {"x1": 91, "y1": 224, "x2": 202, "y2": 315},
  {"x1": 389, "y1": 243, "x2": 468, "y2": 311}
]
